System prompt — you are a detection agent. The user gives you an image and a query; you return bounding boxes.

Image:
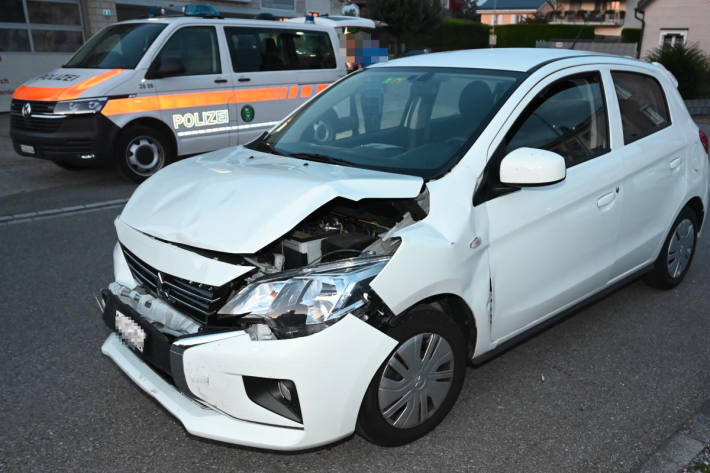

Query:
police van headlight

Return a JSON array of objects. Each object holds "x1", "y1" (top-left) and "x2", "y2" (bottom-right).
[
  {"x1": 53, "y1": 97, "x2": 107, "y2": 115},
  {"x1": 218, "y1": 257, "x2": 389, "y2": 339}
]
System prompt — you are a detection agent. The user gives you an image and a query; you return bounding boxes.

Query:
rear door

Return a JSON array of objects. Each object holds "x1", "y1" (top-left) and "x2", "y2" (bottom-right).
[
  {"x1": 223, "y1": 25, "x2": 341, "y2": 145},
  {"x1": 481, "y1": 68, "x2": 624, "y2": 341},
  {"x1": 150, "y1": 24, "x2": 233, "y2": 155},
  {"x1": 606, "y1": 69, "x2": 685, "y2": 279}
]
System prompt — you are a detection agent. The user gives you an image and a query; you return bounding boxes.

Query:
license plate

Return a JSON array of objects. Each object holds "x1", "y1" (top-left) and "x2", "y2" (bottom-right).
[
  {"x1": 115, "y1": 310, "x2": 146, "y2": 352},
  {"x1": 20, "y1": 144, "x2": 35, "y2": 154}
]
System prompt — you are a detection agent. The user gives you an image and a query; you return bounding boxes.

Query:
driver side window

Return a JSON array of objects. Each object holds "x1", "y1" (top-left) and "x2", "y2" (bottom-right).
[{"x1": 504, "y1": 71, "x2": 610, "y2": 168}]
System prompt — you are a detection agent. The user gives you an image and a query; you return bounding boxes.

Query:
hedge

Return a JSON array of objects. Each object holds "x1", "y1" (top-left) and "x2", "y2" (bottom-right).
[
  {"x1": 495, "y1": 24, "x2": 594, "y2": 48},
  {"x1": 621, "y1": 28, "x2": 642, "y2": 44},
  {"x1": 392, "y1": 21, "x2": 596, "y2": 54},
  {"x1": 434, "y1": 18, "x2": 489, "y2": 51}
]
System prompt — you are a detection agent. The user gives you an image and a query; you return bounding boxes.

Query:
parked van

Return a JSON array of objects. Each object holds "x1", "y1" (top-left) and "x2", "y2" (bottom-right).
[{"x1": 10, "y1": 8, "x2": 345, "y2": 181}]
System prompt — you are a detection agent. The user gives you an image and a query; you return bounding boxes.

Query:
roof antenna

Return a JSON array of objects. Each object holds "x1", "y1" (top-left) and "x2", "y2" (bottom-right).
[{"x1": 569, "y1": 27, "x2": 584, "y2": 50}]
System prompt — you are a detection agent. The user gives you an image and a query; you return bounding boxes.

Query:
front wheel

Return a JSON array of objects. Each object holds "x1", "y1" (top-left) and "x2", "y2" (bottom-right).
[
  {"x1": 357, "y1": 304, "x2": 467, "y2": 446},
  {"x1": 115, "y1": 125, "x2": 171, "y2": 182},
  {"x1": 645, "y1": 207, "x2": 699, "y2": 289}
]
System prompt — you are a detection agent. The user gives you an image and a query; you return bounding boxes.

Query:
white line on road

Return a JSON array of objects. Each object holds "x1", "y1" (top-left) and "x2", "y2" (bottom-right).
[{"x1": 0, "y1": 198, "x2": 128, "y2": 225}]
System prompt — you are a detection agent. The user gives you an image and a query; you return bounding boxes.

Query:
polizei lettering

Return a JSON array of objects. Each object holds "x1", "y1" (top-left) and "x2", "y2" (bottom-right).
[{"x1": 172, "y1": 110, "x2": 229, "y2": 129}]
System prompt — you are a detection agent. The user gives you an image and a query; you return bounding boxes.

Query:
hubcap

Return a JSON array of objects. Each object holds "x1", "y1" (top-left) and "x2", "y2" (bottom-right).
[
  {"x1": 126, "y1": 136, "x2": 165, "y2": 177},
  {"x1": 378, "y1": 333, "x2": 455, "y2": 429},
  {"x1": 666, "y1": 218, "x2": 695, "y2": 279}
]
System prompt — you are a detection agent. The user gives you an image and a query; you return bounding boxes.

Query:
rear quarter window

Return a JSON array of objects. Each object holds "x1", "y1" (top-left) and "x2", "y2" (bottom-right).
[{"x1": 611, "y1": 71, "x2": 671, "y2": 144}]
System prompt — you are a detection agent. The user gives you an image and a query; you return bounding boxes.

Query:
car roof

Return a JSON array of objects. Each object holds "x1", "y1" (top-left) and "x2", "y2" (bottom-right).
[
  {"x1": 119, "y1": 17, "x2": 333, "y2": 32},
  {"x1": 372, "y1": 48, "x2": 638, "y2": 72}
]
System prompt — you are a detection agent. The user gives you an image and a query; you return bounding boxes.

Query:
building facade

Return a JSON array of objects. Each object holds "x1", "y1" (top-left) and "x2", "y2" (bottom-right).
[
  {"x1": 638, "y1": 0, "x2": 710, "y2": 59},
  {"x1": 477, "y1": 0, "x2": 550, "y2": 26}
]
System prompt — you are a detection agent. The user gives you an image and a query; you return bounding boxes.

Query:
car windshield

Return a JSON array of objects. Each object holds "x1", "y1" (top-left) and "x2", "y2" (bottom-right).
[
  {"x1": 253, "y1": 67, "x2": 524, "y2": 178},
  {"x1": 64, "y1": 22, "x2": 167, "y2": 69}
]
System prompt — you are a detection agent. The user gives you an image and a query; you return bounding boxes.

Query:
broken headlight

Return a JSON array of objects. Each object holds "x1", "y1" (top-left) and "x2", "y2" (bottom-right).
[{"x1": 218, "y1": 256, "x2": 388, "y2": 339}]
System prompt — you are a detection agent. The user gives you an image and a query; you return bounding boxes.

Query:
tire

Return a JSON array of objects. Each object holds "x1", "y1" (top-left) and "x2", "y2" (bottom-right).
[
  {"x1": 115, "y1": 125, "x2": 172, "y2": 182},
  {"x1": 356, "y1": 304, "x2": 467, "y2": 446},
  {"x1": 645, "y1": 207, "x2": 699, "y2": 289}
]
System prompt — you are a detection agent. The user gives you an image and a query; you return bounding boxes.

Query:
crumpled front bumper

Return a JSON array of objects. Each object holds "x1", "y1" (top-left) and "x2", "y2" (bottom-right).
[{"x1": 102, "y1": 313, "x2": 397, "y2": 451}]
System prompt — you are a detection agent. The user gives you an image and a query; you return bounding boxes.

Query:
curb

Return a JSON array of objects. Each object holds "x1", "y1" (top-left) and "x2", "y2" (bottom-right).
[{"x1": 637, "y1": 400, "x2": 710, "y2": 473}]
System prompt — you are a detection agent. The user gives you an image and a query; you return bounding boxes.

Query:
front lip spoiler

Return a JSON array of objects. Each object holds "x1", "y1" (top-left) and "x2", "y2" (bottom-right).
[{"x1": 101, "y1": 334, "x2": 310, "y2": 450}]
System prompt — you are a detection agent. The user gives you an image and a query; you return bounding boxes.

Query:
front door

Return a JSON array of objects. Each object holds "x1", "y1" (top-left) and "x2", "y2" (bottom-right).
[
  {"x1": 481, "y1": 69, "x2": 623, "y2": 341},
  {"x1": 150, "y1": 25, "x2": 233, "y2": 156}
]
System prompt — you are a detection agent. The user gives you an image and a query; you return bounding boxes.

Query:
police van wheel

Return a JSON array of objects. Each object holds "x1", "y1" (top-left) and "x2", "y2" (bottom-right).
[{"x1": 116, "y1": 125, "x2": 170, "y2": 182}]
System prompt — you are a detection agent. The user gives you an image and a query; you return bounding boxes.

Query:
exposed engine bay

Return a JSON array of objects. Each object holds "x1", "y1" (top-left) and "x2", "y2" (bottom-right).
[{"x1": 108, "y1": 191, "x2": 428, "y2": 343}]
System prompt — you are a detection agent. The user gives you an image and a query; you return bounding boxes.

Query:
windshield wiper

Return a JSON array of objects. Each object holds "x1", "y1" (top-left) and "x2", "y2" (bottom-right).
[
  {"x1": 247, "y1": 132, "x2": 282, "y2": 155},
  {"x1": 287, "y1": 152, "x2": 354, "y2": 167}
]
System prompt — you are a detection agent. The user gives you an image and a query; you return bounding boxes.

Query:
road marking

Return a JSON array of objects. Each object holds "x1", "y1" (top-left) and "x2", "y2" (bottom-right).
[{"x1": 0, "y1": 198, "x2": 127, "y2": 225}]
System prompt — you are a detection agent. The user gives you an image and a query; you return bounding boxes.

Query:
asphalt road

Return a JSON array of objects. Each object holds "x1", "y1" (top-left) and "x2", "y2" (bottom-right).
[{"x1": 1, "y1": 114, "x2": 709, "y2": 472}]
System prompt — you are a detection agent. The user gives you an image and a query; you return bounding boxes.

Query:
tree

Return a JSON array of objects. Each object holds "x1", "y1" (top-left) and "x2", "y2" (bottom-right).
[{"x1": 368, "y1": 0, "x2": 443, "y2": 55}]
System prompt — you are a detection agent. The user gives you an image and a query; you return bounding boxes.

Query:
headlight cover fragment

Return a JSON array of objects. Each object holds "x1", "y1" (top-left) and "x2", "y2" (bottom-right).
[{"x1": 218, "y1": 257, "x2": 389, "y2": 338}]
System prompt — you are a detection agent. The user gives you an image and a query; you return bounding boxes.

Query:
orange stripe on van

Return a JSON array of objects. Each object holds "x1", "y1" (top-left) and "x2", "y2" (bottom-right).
[
  {"x1": 12, "y1": 69, "x2": 125, "y2": 102},
  {"x1": 300, "y1": 85, "x2": 313, "y2": 98},
  {"x1": 101, "y1": 82, "x2": 333, "y2": 116},
  {"x1": 316, "y1": 83, "x2": 329, "y2": 94}
]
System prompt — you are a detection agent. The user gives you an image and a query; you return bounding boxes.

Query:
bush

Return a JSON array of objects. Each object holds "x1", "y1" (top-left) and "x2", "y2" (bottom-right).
[
  {"x1": 647, "y1": 42, "x2": 710, "y2": 99},
  {"x1": 495, "y1": 24, "x2": 594, "y2": 48},
  {"x1": 621, "y1": 28, "x2": 641, "y2": 44},
  {"x1": 433, "y1": 18, "x2": 489, "y2": 51}
]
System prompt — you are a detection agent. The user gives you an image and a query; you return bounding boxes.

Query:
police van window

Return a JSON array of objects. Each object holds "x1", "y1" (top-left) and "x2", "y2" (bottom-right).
[
  {"x1": 504, "y1": 72, "x2": 610, "y2": 168},
  {"x1": 152, "y1": 26, "x2": 221, "y2": 76},
  {"x1": 65, "y1": 22, "x2": 166, "y2": 69},
  {"x1": 611, "y1": 71, "x2": 671, "y2": 144},
  {"x1": 224, "y1": 27, "x2": 336, "y2": 72}
]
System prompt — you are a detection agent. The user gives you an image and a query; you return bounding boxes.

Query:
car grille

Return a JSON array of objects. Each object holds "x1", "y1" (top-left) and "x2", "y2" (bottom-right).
[
  {"x1": 122, "y1": 247, "x2": 233, "y2": 322},
  {"x1": 11, "y1": 100, "x2": 62, "y2": 132}
]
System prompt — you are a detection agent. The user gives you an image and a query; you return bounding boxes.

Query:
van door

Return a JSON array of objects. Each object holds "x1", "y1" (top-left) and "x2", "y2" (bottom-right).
[
  {"x1": 148, "y1": 25, "x2": 234, "y2": 156},
  {"x1": 223, "y1": 26, "x2": 340, "y2": 145},
  {"x1": 479, "y1": 69, "x2": 623, "y2": 342}
]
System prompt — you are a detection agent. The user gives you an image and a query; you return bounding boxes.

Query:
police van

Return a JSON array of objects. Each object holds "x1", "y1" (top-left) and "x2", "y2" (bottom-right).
[{"x1": 10, "y1": 6, "x2": 345, "y2": 181}]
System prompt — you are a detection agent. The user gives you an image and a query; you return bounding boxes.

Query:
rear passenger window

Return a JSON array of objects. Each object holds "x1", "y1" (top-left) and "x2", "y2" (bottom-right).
[
  {"x1": 504, "y1": 72, "x2": 610, "y2": 168},
  {"x1": 224, "y1": 27, "x2": 335, "y2": 73},
  {"x1": 154, "y1": 26, "x2": 220, "y2": 76},
  {"x1": 611, "y1": 71, "x2": 671, "y2": 144}
]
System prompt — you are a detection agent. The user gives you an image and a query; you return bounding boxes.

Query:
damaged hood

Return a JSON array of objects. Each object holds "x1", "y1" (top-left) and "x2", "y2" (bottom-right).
[{"x1": 120, "y1": 146, "x2": 424, "y2": 254}]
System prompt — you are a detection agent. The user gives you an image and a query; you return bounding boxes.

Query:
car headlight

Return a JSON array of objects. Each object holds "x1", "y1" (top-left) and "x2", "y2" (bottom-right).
[
  {"x1": 218, "y1": 257, "x2": 389, "y2": 339},
  {"x1": 53, "y1": 97, "x2": 107, "y2": 115}
]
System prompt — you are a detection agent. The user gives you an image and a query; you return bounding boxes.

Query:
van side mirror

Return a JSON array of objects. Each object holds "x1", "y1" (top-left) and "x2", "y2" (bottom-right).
[
  {"x1": 499, "y1": 147, "x2": 566, "y2": 186},
  {"x1": 146, "y1": 57, "x2": 185, "y2": 79}
]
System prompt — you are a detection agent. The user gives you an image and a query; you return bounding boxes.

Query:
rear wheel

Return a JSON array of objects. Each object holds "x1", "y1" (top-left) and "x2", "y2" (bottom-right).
[
  {"x1": 116, "y1": 125, "x2": 171, "y2": 182},
  {"x1": 645, "y1": 207, "x2": 698, "y2": 289},
  {"x1": 357, "y1": 304, "x2": 466, "y2": 446}
]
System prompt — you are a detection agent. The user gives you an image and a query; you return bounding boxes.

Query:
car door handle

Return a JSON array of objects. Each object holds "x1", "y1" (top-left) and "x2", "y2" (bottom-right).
[
  {"x1": 238, "y1": 77, "x2": 251, "y2": 82},
  {"x1": 214, "y1": 78, "x2": 228, "y2": 84},
  {"x1": 597, "y1": 191, "x2": 616, "y2": 208},
  {"x1": 669, "y1": 157, "x2": 682, "y2": 169}
]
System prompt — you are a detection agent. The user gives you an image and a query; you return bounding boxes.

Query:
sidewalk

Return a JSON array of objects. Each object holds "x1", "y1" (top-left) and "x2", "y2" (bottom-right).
[{"x1": 637, "y1": 400, "x2": 710, "y2": 473}]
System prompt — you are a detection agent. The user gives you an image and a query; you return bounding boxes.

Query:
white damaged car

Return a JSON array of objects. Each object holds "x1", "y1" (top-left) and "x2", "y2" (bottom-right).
[{"x1": 100, "y1": 48, "x2": 709, "y2": 450}]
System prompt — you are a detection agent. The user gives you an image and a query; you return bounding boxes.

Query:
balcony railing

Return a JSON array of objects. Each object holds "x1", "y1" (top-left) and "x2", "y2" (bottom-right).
[{"x1": 548, "y1": 10, "x2": 626, "y2": 26}]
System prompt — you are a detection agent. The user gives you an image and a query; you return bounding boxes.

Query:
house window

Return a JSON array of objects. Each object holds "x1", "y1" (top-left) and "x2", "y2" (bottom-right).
[
  {"x1": 659, "y1": 29, "x2": 687, "y2": 47},
  {"x1": 262, "y1": 0, "x2": 295, "y2": 10}
]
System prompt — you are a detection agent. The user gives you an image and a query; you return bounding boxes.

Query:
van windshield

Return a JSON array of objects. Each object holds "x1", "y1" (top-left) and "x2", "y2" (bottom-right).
[
  {"x1": 252, "y1": 67, "x2": 524, "y2": 179},
  {"x1": 64, "y1": 23, "x2": 167, "y2": 69}
]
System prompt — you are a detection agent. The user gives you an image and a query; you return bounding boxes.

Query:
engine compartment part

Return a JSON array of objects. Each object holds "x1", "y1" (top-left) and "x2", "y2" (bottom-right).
[{"x1": 107, "y1": 281, "x2": 201, "y2": 336}]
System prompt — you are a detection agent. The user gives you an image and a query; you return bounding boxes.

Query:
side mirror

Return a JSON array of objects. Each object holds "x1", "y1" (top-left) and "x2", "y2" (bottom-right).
[
  {"x1": 146, "y1": 57, "x2": 185, "y2": 79},
  {"x1": 499, "y1": 147, "x2": 566, "y2": 186}
]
